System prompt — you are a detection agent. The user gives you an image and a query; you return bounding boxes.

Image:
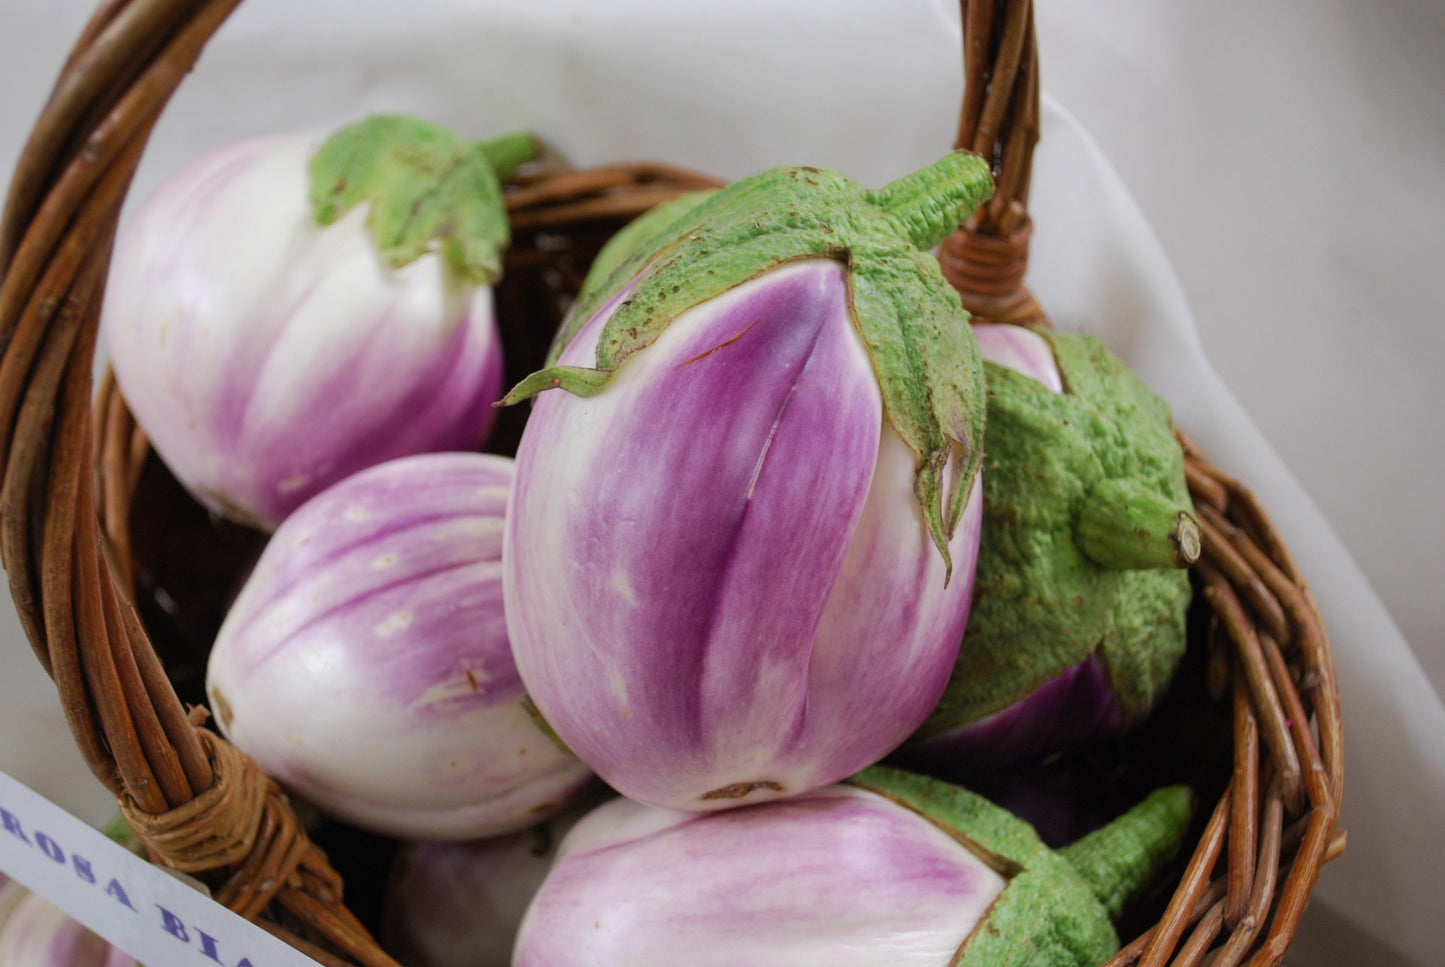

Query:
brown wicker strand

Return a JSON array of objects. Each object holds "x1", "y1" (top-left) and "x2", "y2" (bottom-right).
[
  {"x1": 60, "y1": 251, "x2": 205, "y2": 812},
  {"x1": 1107, "y1": 880, "x2": 1231, "y2": 967},
  {"x1": 95, "y1": 535, "x2": 195, "y2": 804},
  {"x1": 80, "y1": 474, "x2": 194, "y2": 810},
  {"x1": 959, "y1": 0, "x2": 1033, "y2": 174},
  {"x1": 0, "y1": 165, "x2": 128, "y2": 657},
  {"x1": 1196, "y1": 510, "x2": 1292, "y2": 647},
  {"x1": 119, "y1": 729, "x2": 265, "y2": 871},
  {"x1": 1242, "y1": 801, "x2": 1339, "y2": 967},
  {"x1": 93, "y1": 368, "x2": 143, "y2": 594},
  {"x1": 1226, "y1": 669, "x2": 1259, "y2": 928},
  {"x1": 160, "y1": 738, "x2": 398, "y2": 967},
  {"x1": 1174, "y1": 439, "x2": 1303, "y2": 590},
  {"x1": 1184, "y1": 459, "x2": 1229, "y2": 515},
  {"x1": 1226, "y1": 482, "x2": 1306, "y2": 588},
  {"x1": 0, "y1": 0, "x2": 236, "y2": 271},
  {"x1": 1004, "y1": 21, "x2": 1040, "y2": 215},
  {"x1": 1209, "y1": 781, "x2": 1286, "y2": 967},
  {"x1": 1287, "y1": 598, "x2": 1344, "y2": 810},
  {"x1": 29, "y1": 265, "x2": 124, "y2": 800},
  {"x1": 211, "y1": 799, "x2": 293, "y2": 917},
  {"x1": 1107, "y1": 823, "x2": 1345, "y2": 967},
  {"x1": 956, "y1": 0, "x2": 995, "y2": 154},
  {"x1": 1174, "y1": 901, "x2": 1227, "y2": 967},
  {"x1": 1196, "y1": 559, "x2": 1306, "y2": 814},
  {"x1": 64, "y1": 333, "x2": 202, "y2": 808},
  {"x1": 1182, "y1": 451, "x2": 1344, "y2": 967},
  {"x1": 1183, "y1": 448, "x2": 1344, "y2": 800},
  {"x1": 503, "y1": 161, "x2": 720, "y2": 211},
  {"x1": 253, "y1": 921, "x2": 359, "y2": 967},
  {"x1": 119, "y1": 591, "x2": 214, "y2": 793},
  {"x1": 979, "y1": 8, "x2": 1039, "y2": 229},
  {"x1": 0, "y1": 86, "x2": 155, "y2": 347},
  {"x1": 509, "y1": 186, "x2": 711, "y2": 231},
  {"x1": 276, "y1": 889, "x2": 402, "y2": 967},
  {"x1": 72, "y1": 506, "x2": 173, "y2": 813},
  {"x1": 55, "y1": 1, "x2": 131, "y2": 79}
]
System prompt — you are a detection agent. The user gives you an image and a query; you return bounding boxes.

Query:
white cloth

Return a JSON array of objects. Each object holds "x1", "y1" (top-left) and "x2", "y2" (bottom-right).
[{"x1": 1, "y1": 2, "x2": 1441, "y2": 965}]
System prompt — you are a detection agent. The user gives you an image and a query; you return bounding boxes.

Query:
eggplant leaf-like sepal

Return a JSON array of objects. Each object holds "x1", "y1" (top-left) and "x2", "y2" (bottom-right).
[{"x1": 310, "y1": 114, "x2": 533, "y2": 284}]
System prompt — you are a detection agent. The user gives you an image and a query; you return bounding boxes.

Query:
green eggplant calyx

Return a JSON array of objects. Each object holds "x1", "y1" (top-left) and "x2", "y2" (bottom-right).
[
  {"x1": 571, "y1": 189, "x2": 723, "y2": 314},
  {"x1": 923, "y1": 331, "x2": 1196, "y2": 735},
  {"x1": 848, "y1": 765, "x2": 1123, "y2": 967},
  {"x1": 309, "y1": 114, "x2": 537, "y2": 284}
]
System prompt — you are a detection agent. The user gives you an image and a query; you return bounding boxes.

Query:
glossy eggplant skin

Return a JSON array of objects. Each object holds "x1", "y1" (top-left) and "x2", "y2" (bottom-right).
[
  {"x1": 103, "y1": 120, "x2": 517, "y2": 531},
  {"x1": 502, "y1": 154, "x2": 996, "y2": 812},
  {"x1": 207, "y1": 452, "x2": 592, "y2": 840},
  {"x1": 512, "y1": 767, "x2": 1192, "y2": 967}
]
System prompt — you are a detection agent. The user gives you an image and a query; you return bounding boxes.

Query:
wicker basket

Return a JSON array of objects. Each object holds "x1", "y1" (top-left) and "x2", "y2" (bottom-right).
[{"x1": 0, "y1": 1, "x2": 1344, "y2": 965}]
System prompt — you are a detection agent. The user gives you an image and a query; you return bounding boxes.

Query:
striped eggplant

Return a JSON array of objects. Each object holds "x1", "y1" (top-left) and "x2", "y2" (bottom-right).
[
  {"x1": 904, "y1": 323, "x2": 1199, "y2": 776},
  {"x1": 102, "y1": 115, "x2": 531, "y2": 530},
  {"x1": 205, "y1": 452, "x2": 593, "y2": 840},
  {"x1": 500, "y1": 153, "x2": 995, "y2": 810},
  {"x1": 512, "y1": 766, "x2": 1192, "y2": 967}
]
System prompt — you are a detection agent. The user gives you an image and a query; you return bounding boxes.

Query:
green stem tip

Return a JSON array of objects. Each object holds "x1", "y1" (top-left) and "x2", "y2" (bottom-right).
[
  {"x1": 1059, "y1": 785, "x2": 1195, "y2": 921},
  {"x1": 865, "y1": 150, "x2": 995, "y2": 251},
  {"x1": 1075, "y1": 477, "x2": 1202, "y2": 571},
  {"x1": 477, "y1": 130, "x2": 540, "y2": 181}
]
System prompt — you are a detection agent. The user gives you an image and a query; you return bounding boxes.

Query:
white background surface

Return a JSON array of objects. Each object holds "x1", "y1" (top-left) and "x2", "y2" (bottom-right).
[{"x1": 0, "y1": 2, "x2": 1441, "y2": 966}]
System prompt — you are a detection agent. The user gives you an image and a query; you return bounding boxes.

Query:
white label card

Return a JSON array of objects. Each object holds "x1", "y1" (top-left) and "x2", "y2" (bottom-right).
[{"x1": 0, "y1": 766, "x2": 324, "y2": 966}]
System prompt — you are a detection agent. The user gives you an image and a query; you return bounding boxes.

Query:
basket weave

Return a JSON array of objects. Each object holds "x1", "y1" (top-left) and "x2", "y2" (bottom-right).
[{"x1": 0, "y1": 2, "x2": 1344, "y2": 966}]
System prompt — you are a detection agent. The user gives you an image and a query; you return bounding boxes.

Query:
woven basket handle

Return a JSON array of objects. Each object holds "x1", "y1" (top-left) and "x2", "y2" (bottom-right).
[
  {"x1": 0, "y1": 2, "x2": 400, "y2": 964},
  {"x1": 940, "y1": 0, "x2": 1047, "y2": 327}
]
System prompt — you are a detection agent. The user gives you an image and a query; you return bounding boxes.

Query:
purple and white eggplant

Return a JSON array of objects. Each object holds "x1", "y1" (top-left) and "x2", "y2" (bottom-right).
[
  {"x1": 205, "y1": 452, "x2": 593, "y2": 840},
  {"x1": 903, "y1": 323, "x2": 1198, "y2": 776},
  {"x1": 500, "y1": 153, "x2": 995, "y2": 811},
  {"x1": 512, "y1": 766, "x2": 1193, "y2": 967},
  {"x1": 103, "y1": 116, "x2": 532, "y2": 530}
]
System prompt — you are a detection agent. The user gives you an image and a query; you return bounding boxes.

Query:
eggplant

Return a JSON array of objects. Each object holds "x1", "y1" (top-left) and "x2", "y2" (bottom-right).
[
  {"x1": 905, "y1": 323, "x2": 1199, "y2": 775},
  {"x1": 102, "y1": 115, "x2": 531, "y2": 530},
  {"x1": 206, "y1": 452, "x2": 593, "y2": 840},
  {"x1": 512, "y1": 766, "x2": 1192, "y2": 967},
  {"x1": 500, "y1": 153, "x2": 995, "y2": 810}
]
